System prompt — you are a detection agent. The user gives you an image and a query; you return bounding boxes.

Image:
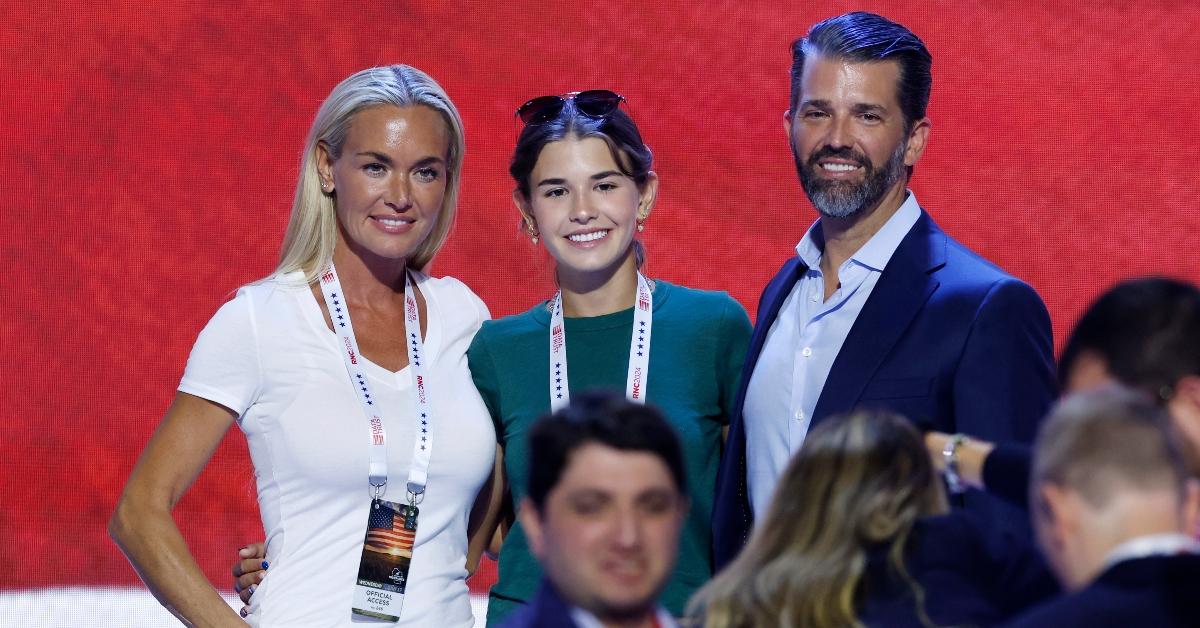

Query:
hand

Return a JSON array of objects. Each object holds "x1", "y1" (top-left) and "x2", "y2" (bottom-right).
[
  {"x1": 232, "y1": 542, "x2": 268, "y2": 608},
  {"x1": 924, "y1": 432, "x2": 993, "y2": 491}
]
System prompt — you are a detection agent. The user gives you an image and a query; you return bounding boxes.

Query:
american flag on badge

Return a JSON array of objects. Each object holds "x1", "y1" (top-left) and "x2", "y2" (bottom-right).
[{"x1": 364, "y1": 503, "x2": 416, "y2": 558}]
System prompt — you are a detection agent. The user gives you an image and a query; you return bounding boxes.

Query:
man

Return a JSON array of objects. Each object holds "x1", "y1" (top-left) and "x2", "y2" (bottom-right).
[
  {"x1": 499, "y1": 391, "x2": 689, "y2": 628},
  {"x1": 713, "y1": 11, "x2": 1055, "y2": 568},
  {"x1": 1004, "y1": 385, "x2": 1200, "y2": 627},
  {"x1": 925, "y1": 277, "x2": 1200, "y2": 505},
  {"x1": 1056, "y1": 277, "x2": 1200, "y2": 455}
]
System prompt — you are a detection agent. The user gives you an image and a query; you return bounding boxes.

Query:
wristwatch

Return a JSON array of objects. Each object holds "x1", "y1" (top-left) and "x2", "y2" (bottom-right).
[{"x1": 942, "y1": 433, "x2": 968, "y2": 495}]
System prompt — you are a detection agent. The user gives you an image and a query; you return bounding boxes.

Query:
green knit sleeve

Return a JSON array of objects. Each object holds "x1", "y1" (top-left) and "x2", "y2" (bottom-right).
[
  {"x1": 716, "y1": 295, "x2": 752, "y2": 423},
  {"x1": 467, "y1": 324, "x2": 504, "y2": 442}
]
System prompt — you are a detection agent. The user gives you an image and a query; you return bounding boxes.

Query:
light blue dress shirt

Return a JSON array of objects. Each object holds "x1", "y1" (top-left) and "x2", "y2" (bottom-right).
[{"x1": 743, "y1": 193, "x2": 922, "y2": 518}]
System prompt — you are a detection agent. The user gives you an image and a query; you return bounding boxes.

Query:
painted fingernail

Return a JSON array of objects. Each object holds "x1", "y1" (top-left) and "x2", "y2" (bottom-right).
[
  {"x1": 240, "y1": 608, "x2": 248, "y2": 617},
  {"x1": 248, "y1": 584, "x2": 256, "y2": 596},
  {"x1": 261, "y1": 560, "x2": 269, "y2": 569}
]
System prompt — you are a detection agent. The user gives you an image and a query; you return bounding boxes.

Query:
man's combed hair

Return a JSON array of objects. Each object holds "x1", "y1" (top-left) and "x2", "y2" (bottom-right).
[
  {"x1": 790, "y1": 11, "x2": 932, "y2": 130},
  {"x1": 525, "y1": 390, "x2": 686, "y2": 512},
  {"x1": 1033, "y1": 385, "x2": 1189, "y2": 508},
  {"x1": 1058, "y1": 278, "x2": 1200, "y2": 399}
]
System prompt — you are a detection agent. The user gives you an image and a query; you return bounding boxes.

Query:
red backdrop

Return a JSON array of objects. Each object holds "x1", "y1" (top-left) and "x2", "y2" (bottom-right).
[{"x1": 3, "y1": 0, "x2": 1199, "y2": 623}]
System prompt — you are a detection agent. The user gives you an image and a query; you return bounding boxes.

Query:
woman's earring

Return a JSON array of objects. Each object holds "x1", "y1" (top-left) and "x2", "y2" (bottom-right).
[
  {"x1": 531, "y1": 233, "x2": 539, "y2": 245},
  {"x1": 636, "y1": 220, "x2": 645, "y2": 233}
]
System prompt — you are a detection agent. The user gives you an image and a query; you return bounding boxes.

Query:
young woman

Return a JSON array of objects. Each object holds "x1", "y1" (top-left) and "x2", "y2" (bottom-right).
[
  {"x1": 468, "y1": 91, "x2": 752, "y2": 623},
  {"x1": 110, "y1": 65, "x2": 499, "y2": 627},
  {"x1": 687, "y1": 410, "x2": 1057, "y2": 628}
]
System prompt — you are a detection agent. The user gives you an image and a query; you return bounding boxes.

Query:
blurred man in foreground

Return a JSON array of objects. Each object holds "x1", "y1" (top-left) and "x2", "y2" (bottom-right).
[
  {"x1": 1006, "y1": 386, "x2": 1200, "y2": 626},
  {"x1": 499, "y1": 391, "x2": 688, "y2": 628}
]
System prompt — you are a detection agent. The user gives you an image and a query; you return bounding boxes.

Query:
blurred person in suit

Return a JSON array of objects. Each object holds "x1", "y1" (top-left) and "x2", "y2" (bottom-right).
[
  {"x1": 498, "y1": 391, "x2": 688, "y2": 628},
  {"x1": 1005, "y1": 385, "x2": 1200, "y2": 627}
]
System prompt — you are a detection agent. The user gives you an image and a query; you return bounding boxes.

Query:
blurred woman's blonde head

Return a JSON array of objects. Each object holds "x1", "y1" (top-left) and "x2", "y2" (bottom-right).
[
  {"x1": 275, "y1": 65, "x2": 465, "y2": 282},
  {"x1": 688, "y1": 410, "x2": 947, "y2": 628}
]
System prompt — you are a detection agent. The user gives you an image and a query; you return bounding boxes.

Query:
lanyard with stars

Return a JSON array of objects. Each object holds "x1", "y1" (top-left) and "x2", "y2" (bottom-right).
[
  {"x1": 318, "y1": 262, "x2": 433, "y2": 504},
  {"x1": 548, "y1": 272, "x2": 653, "y2": 413}
]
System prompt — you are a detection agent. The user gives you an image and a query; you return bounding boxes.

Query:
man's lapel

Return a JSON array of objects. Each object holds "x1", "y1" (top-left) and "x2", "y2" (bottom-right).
[
  {"x1": 813, "y1": 212, "x2": 946, "y2": 423},
  {"x1": 744, "y1": 258, "x2": 806, "y2": 374}
]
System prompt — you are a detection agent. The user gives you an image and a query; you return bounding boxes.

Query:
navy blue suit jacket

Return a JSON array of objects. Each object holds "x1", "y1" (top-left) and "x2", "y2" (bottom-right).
[
  {"x1": 1002, "y1": 554, "x2": 1200, "y2": 627},
  {"x1": 860, "y1": 512, "x2": 1058, "y2": 627},
  {"x1": 497, "y1": 579, "x2": 672, "y2": 628},
  {"x1": 496, "y1": 580, "x2": 579, "y2": 628},
  {"x1": 712, "y1": 210, "x2": 1056, "y2": 569}
]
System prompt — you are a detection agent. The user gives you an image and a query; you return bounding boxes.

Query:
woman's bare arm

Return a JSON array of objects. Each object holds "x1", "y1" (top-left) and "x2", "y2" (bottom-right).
[{"x1": 109, "y1": 392, "x2": 245, "y2": 626}]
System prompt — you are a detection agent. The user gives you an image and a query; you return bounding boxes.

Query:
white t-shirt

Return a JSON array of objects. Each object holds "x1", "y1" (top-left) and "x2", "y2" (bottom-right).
[{"x1": 179, "y1": 271, "x2": 495, "y2": 627}]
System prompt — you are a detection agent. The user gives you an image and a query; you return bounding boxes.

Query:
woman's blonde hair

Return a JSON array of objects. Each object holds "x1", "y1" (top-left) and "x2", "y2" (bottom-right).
[
  {"x1": 273, "y1": 65, "x2": 466, "y2": 282},
  {"x1": 688, "y1": 410, "x2": 948, "y2": 628}
]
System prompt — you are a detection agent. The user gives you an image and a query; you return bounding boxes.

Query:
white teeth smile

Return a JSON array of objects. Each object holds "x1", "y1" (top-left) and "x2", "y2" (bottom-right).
[
  {"x1": 821, "y1": 163, "x2": 860, "y2": 172},
  {"x1": 373, "y1": 216, "x2": 414, "y2": 227},
  {"x1": 568, "y1": 230, "x2": 610, "y2": 243}
]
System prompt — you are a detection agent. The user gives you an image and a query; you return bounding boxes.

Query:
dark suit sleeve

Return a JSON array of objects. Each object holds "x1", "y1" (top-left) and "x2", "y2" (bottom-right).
[
  {"x1": 953, "y1": 278, "x2": 1056, "y2": 444},
  {"x1": 951, "y1": 278, "x2": 1054, "y2": 535},
  {"x1": 982, "y1": 443, "x2": 1034, "y2": 510}
]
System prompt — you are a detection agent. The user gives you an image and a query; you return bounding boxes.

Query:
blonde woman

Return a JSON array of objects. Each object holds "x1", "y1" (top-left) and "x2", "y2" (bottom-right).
[
  {"x1": 110, "y1": 65, "x2": 500, "y2": 627},
  {"x1": 688, "y1": 410, "x2": 1057, "y2": 627}
]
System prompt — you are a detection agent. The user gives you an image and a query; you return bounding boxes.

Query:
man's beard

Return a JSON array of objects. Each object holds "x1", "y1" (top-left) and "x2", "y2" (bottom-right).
[{"x1": 795, "y1": 141, "x2": 907, "y2": 219}]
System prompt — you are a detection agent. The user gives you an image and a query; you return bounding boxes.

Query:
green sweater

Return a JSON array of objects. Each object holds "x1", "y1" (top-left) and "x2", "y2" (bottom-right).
[{"x1": 467, "y1": 280, "x2": 751, "y2": 623}]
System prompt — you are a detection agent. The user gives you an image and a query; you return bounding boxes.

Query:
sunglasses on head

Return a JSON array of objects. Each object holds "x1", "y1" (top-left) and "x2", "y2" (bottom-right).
[{"x1": 516, "y1": 90, "x2": 626, "y2": 126}]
